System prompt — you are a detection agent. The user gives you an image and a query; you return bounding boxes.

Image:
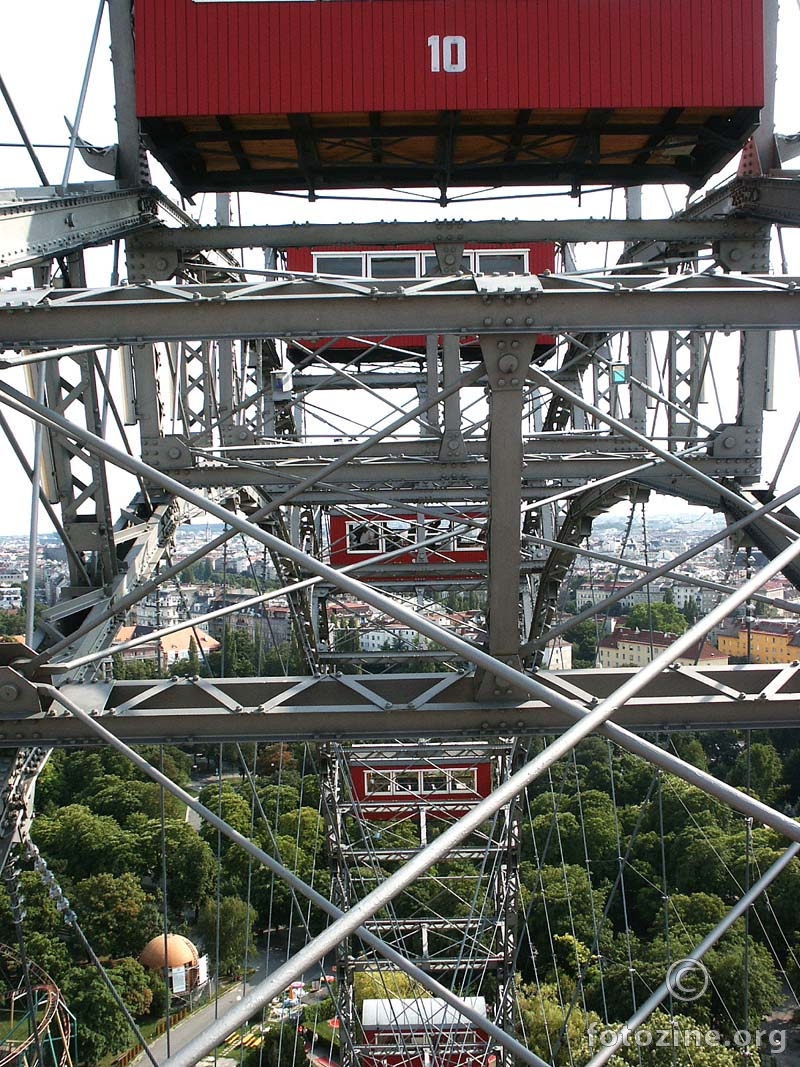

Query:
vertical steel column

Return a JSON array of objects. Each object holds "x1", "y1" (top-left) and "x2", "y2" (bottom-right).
[
  {"x1": 737, "y1": 330, "x2": 773, "y2": 457},
  {"x1": 319, "y1": 746, "x2": 356, "y2": 1067},
  {"x1": 107, "y1": 0, "x2": 149, "y2": 186},
  {"x1": 493, "y1": 744, "x2": 522, "y2": 1067},
  {"x1": 478, "y1": 336, "x2": 536, "y2": 680},
  {"x1": 215, "y1": 195, "x2": 237, "y2": 446},
  {"x1": 420, "y1": 334, "x2": 440, "y2": 436},
  {"x1": 753, "y1": 0, "x2": 779, "y2": 169},
  {"x1": 437, "y1": 335, "x2": 466, "y2": 459}
]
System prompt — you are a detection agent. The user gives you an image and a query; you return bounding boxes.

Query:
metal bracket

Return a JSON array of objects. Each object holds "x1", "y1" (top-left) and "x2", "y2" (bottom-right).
[
  {"x1": 481, "y1": 336, "x2": 536, "y2": 392},
  {"x1": 709, "y1": 424, "x2": 762, "y2": 460},
  {"x1": 475, "y1": 274, "x2": 543, "y2": 295},
  {"x1": 0, "y1": 670, "x2": 42, "y2": 719},
  {"x1": 473, "y1": 657, "x2": 530, "y2": 703},
  {"x1": 141, "y1": 435, "x2": 194, "y2": 470},
  {"x1": 0, "y1": 647, "x2": 49, "y2": 720},
  {"x1": 716, "y1": 234, "x2": 770, "y2": 273},
  {"x1": 125, "y1": 237, "x2": 180, "y2": 283},
  {"x1": 433, "y1": 237, "x2": 466, "y2": 275},
  {"x1": 220, "y1": 424, "x2": 258, "y2": 447}
]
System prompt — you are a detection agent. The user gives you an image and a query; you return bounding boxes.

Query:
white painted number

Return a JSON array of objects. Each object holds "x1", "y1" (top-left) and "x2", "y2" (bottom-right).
[{"x1": 427, "y1": 34, "x2": 466, "y2": 73}]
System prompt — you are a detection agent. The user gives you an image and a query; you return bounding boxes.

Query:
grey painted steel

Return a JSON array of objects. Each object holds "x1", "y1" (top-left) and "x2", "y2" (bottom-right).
[
  {"x1": 0, "y1": 186, "x2": 158, "y2": 275},
  {"x1": 521, "y1": 479, "x2": 800, "y2": 654},
  {"x1": 22, "y1": 366, "x2": 480, "y2": 671},
  {"x1": 133, "y1": 219, "x2": 770, "y2": 252},
  {"x1": 37, "y1": 500, "x2": 179, "y2": 672},
  {"x1": 482, "y1": 337, "x2": 536, "y2": 657},
  {"x1": 13, "y1": 663, "x2": 800, "y2": 745},
  {"x1": 526, "y1": 366, "x2": 795, "y2": 543},
  {"x1": 2, "y1": 275, "x2": 800, "y2": 346},
  {"x1": 107, "y1": 0, "x2": 149, "y2": 187},
  {"x1": 678, "y1": 175, "x2": 800, "y2": 228},
  {"x1": 55, "y1": 522, "x2": 477, "y2": 671},
  {"x1": 167, "y1": 454, "x2": 759, "y2": 496},
  {"x1": 25, "y1": 372, "x2": 44, "y2": 648},
  {"x1": 746, "y1": 0, "x2": 781, "y2": 175},
  {"x1": 45, "y1": 686, "x2": 552, "y2": 1067},
  {"x1": 586, "y1": 841, "x2": 800, "y2": 1067},
  {"x1": 5, "y1": 377, "x2": 800, "y2": 854}
]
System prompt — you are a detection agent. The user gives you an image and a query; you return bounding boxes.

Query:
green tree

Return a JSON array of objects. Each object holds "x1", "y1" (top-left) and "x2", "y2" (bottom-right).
[
  {"x1": 726, "y1": 741, "x2": 785, "y2": 805},
  {"x1": 255, "y1": 784, "x2": 301, "y2": 821},
  {"x1": 681, "y1": 596, "x2": 699, "y2": 625},
  {"x1": 31, "y1": 805, "x2": 139, "y2": 878},
  {"x1": 353, "y1": 969, "x2": 430, "y2": 1010},
  {"x1": 277, "y1": 807, "x2": 324, "y2": 853},
  {"x1": 626, "y1": 602, "x2": 687, "y2": 635},
  {"x1": 612, "y1": 1009, "x2": 740, "y2": 1066},
  {"x1": 705, "y1": 939, "x2": 781, "y2": 1034},
  {"x1": 83, "y1": 775, "x2": 183, "y2": 825},
  {"x1": 62, "y1": 958, "x2": 152, "y2": 1064},
  {"x1": 562, "y1": 619, "x2": 598, "y2": 668},
  {"x1": 140, "y1": 818, "x2": 217, "y2": 913},
  {"x1": 0, "y1": 871, "x2": 63, "y2": 944},
  {"x1": 516, "y1": 981, "x2": 600, "y2": 1066},
  {"x1": 112, "y1": 655, "x2": 162, "y2": 680},
  {"x1": 520, "y1": 864, "x2": 611, "y2": 975},
  {"x1": 198, "y1": 784, "x2": 253, "y2": 842},
  {"x1": 256, "y1": 743, "x2": 297, "y2": 779},
  {"x1": 70, "y1": 873, "x2": 161, "y2": 959},
  {"x1": 197, "y1": 896, "x2": 254, "y2": 977},
  {"x1": 187, "y1": 635, "x2": 200, "y2": 673},
  {"x1": 243, "y1": 1021, "x2": 306, "y2": 1067}
]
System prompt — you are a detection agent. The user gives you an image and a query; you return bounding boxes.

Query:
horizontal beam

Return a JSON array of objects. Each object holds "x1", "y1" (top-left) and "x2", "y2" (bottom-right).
[
  {"x1": 188, "y1": 433, "x2": 642, "y2": 463},
  {"x1": 131, "y1": 217, "x2": 769, "y2": 253},
  {"x1": 2, "y1": 275, "x2": 800, "y2": 346},
  {"x1": 0, "y1": 185, "x2": 159, "y2": 275},
  {"x1": 163, "y1": 456, "x2": 760, "y2": 495},
  {"x1": 3, "y1": 664, "x2": 799, "y2": 746},
  {"x1": 684, "y1": 175, "x2": 800, "y2": 227}
]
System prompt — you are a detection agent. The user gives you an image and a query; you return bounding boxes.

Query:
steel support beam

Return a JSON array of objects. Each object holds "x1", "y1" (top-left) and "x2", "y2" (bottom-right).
[
  {"x1": 161, "y1": 450, "x2": 758, "y2": 495},
  {"x1": 481, "y1": 336, "x2": 536, "y2": 663},
  {"x1": 2, "y1": 275, "x2": 800, "y2": 347},
  {"x1": 129, "y1": 218, "x2": 771, "y2": 253},
  {"x1": 5, "y1": 309, "x2": 800, "y2": 847},
  {"x1": 0, "y1": 186, "x2": 158, "y2": 275},
  {"x1": 1, "y1": 664, "x2": 799, "y2": 745}
]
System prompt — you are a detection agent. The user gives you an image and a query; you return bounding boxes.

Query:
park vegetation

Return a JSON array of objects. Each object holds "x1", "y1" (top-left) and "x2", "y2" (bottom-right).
[{"x1": 1, "y1": 722, "x2": 798, "y2": 1065}]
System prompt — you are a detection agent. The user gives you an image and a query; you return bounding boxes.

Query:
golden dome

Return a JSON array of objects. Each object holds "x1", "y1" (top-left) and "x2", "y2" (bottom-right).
[{"x1": 139, "y1": 934, "x2": 199, "y2": 971}]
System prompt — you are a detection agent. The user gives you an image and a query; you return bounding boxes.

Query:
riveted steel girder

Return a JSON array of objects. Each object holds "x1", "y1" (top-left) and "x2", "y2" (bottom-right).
[
  {"x1": 2, "y1": 274, "x2": 800, "y2": 349},
  {"x1": 0, "y1": 185, "x2": 159, "y2": 276},
  {"x1": 131, "y1": 217, "x2": 770, "y2": 253},
  {"x1": 0, "y1": 664, "x2": 798, "y2": 747}
]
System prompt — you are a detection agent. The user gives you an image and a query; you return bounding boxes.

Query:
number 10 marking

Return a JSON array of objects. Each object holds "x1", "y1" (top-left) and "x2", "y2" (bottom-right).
[{"x1": 427, "y1": 34, "x2": 467, "y2": 73}]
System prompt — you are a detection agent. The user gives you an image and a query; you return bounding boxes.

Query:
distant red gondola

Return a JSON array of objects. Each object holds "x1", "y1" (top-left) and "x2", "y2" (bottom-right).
[
  {"x1": 348, "y1": 755, "x2": 493, "y2": 821},
  {"x1": 285, "y1": 241, "x2": 555, "y2": 361},
  {"x1": 328, "y1": 510, "x2": 487, "y2": 575}
]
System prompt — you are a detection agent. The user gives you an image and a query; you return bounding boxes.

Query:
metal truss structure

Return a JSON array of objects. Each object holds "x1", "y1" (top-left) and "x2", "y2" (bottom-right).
[
  {"x1": 320, "y1": 742, "x2": 521, "y2": 1067},
  {"x1": 3, "y1": 0, "x2": 800, "y2": 1065}
]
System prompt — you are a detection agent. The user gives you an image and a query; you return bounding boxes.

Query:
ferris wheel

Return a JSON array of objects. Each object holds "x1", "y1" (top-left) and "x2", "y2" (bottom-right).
[{"x1": 1, "y1": 2, "x2": 800, "y2": 1066}]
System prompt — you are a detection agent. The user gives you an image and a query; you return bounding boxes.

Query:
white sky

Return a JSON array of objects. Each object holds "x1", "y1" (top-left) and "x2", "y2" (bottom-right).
[{"x1": 0, "y1": 1, "x2": 799, "y2": 534}]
